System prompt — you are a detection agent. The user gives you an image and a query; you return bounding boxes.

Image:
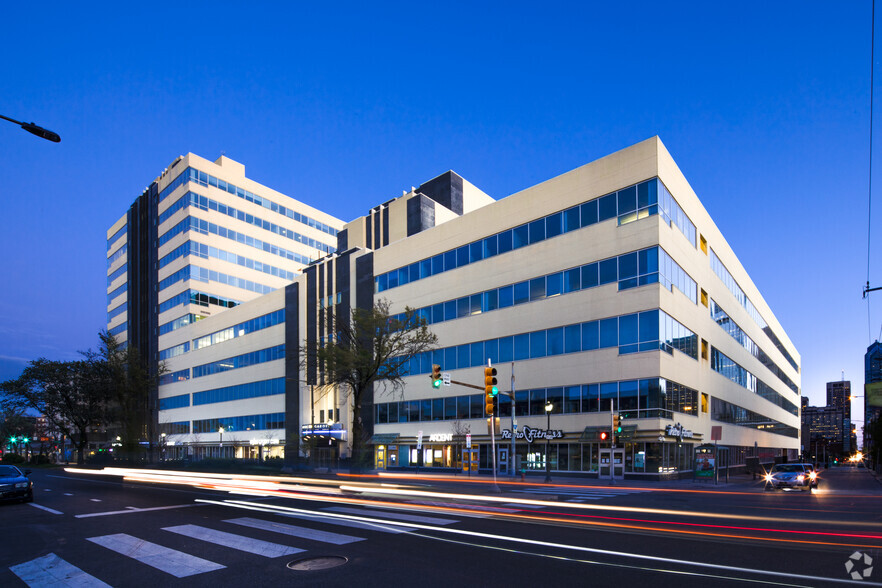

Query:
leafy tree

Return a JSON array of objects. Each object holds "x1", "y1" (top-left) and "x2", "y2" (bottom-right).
[
  {"x1": 1, "y1": 358, "x2": 111, "y2": 465},
  {"x1": 305, "y1": 299, "x2": 437, "y2": 471}
]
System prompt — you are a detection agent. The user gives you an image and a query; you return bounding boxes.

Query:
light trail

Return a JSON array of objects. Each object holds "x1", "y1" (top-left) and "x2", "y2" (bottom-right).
[{"x1": 198, "y1": 498, "x2": 882, "y2": 586}]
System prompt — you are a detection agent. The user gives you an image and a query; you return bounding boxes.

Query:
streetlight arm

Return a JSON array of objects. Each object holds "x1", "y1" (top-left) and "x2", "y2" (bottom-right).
[{"x1": 1, "y1": 113, "x2": 60, "y2": 142}]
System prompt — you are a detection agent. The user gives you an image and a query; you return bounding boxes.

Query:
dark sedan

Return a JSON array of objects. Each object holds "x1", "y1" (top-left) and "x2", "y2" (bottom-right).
[{"x1": 0, "y1": 465, "x2": 33, "y2": 503}]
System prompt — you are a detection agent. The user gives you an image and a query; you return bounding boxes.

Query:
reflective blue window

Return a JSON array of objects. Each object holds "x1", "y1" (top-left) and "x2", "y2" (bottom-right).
[
  {"x1": 457, "y1": 297, "x2": 469, "y2": 318},
  {"x1": 470, "y1": 242, "x2": 483, "y2": 263},
  {"x1": 617, "y1": 186, "x2": 637, "y2": 215},
  {"x1": 582, "y1": 321, "x2": 599, "y2": 350},
  {"x1": 547, "y1": 327, "x2": 564, "y2": 356},
  {"x1": 563, "y1": 268, "x2": 580, "y2": 293},
  {"x1": 498, "y1": 285, "x2": 514, "y2": 308},
  {"x1": 528, "y1": 219, "x2": 545, "y2": 244},
  {"x1": 499, "y1": 336, "x2": 513, "y2": 362},
  {"x1": 546, "y1": 272, "x2": 562, "y2": 297},
  {"x1": 420, "y1": 259, "x2": 432, "y2": 279},
  {"x1": 485, "y1": 339, "x2": 499, "y2": 364},
  {"x1": 564, "y1": 206, "x2": 580, "y2": 232},
  {"x1": 497, "y1": 230, "x2": 513, "y2": 254},
  {"x1": 444, "y1": 300, "x2": 456, "y2": 321},
  {"x1": 546, "y1": 212, "x2": 563, "y2": 239},
  {"x1": 512, "y1": 224, "x2": 529, "y2": 249},
  {"x1": 598, "y1": 194, "x2": 617, "y2": 221},
  {"x1": 513, "y1": 281, "x2": 529, "y2": 305},
  {"x1": 582, "y1": 263, "x2": 598, "y2": 288},
  {"x1": 444, "y1": 250, "x2": 457, "y2": 271},
  {"x1": 470, "y1": 342, "x2": 484, "y2": 366},
  {"x1": 565, "y1": 325, "x2": 581, "y2": 353},
  {"x1": 432, "y1": 254, "x2": 444, "y2": 275},
  {"x1": 457, "y1": 344, "x2": 469, "y2": 368},
  {"x1": 581, "y1": 200, "x2": 598, "y2": 227},
  {"x1": 530, "y1": 331, "x2": 547, "y2": 359},
  {"x1": 599, "y1": 317, "x2": 618, "y2": 348},
  {"x1": 599, "y1": 258, "x2": 617, "y2": 285},
  {"x1": 456, "y1": 245, "x2": 469, "y2": 267},
  {"x1": 483, "y1": 290, "x2": 498, "y2": 312},
  {"x1": 529, "y1": 277, "x2": 545, "y2": 301},
  {"x1": 445, "y1": 347, "x2": 457, "y2": 370},
  {"x1": 483, "y1": 235, "x2": 498, "y2": 258},
  {"x1": 513, "y1": 333, "x2": 530, "y2": 360}
]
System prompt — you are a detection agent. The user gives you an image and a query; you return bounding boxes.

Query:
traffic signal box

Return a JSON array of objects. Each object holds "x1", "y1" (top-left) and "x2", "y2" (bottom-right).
[
  {"x1": 431, "y1": 364, "x2": 442, "y2": 388},
  {"x1": 484, "y1": 366, "x2": 498, "y2": 415}
]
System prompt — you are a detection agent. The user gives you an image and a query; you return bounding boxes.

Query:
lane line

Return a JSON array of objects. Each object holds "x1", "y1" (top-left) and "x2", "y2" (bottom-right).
[
  {"x1": 75, "y1": 503, "x2": 204, "y2": 518},
  {"x1": 28, "y1": 503, "x2": 63, "y2": 515},
  {"x1": 324, "y1": 506, "x2": 459, "y2": 525},
  {"x1": 205, "y1": 499, "x2": 880, "y2": 586},
  {"x1": 163, "y1": 524, "x2": 303, "y2": 557},
  {"x1": 9, "y1": 552, "x2": 111, "y2": 588},
  {"x1": 86, "y1": 533, "x2": 225, "y2": 578},
  {"x1": 225, "y1": 517, "x2": 364, "y2": 545}
]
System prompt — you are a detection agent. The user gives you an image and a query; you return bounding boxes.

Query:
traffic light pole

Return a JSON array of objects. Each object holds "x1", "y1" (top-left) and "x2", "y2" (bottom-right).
[{"x1": 609, "y1": 400, "x2": 616, "y2": 486}]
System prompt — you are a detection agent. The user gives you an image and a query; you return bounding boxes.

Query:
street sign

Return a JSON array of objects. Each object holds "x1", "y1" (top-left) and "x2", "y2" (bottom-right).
[
  {"x1": 417, "y1": 430, "x2": 423, "y2": 450},
  {"x1": 711, "y1": 425, "x2": 722, "y2": 441},
  {"x1": 442, "y1": 372, "x2": 451, "y2": 386},
  {"x1": 466, "y1": 434, "x2": 471, "y2": 448}
]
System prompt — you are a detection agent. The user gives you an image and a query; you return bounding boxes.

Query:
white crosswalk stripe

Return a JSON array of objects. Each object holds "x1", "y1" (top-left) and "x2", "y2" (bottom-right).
[
  {"x1": 9, "y1": 553, "x2": 111, "y2": 588},
  {"x1": 86, "y1": 533, "x2": 225, "y2": 578},
  {"x1": 276, "y1": 510, "x2": 411, "y2": 533},
  {"x1": 163, "y1": 524, "x2": 303, "y2": 557},
  {"x1": 224, "y1": 517, "x2": 365, "y2": 545}
]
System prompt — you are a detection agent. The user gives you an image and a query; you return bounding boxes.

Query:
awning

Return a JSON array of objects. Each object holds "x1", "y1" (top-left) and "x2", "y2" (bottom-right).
[
  {"x1": 368, "y1": 433, "x2": 400, "y2": 445},
  {"x1": 579, "y1": 426, "x2": 608, "y2": 441}
]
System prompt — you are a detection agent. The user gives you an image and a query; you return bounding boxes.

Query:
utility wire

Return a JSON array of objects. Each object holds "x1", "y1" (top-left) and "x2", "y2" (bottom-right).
[{"x1": 869, "y1": 0, "x2": 877, "y2": 344}]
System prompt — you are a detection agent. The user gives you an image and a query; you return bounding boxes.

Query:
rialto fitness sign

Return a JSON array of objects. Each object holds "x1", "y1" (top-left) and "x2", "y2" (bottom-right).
[{"x1": 501, "y1": 426, "x2": 563, "y2": 444}]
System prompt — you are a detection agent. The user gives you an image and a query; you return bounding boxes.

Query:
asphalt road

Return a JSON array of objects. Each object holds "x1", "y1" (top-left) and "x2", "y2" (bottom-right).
[{"x1": 1, "y1": 465, "x2": 879, "y2": 587}]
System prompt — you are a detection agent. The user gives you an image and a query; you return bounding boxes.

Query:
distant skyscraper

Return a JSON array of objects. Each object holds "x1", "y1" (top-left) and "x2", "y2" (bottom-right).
[{"x1": 826, "y1": 380, "x2": 851, "y2": 453}]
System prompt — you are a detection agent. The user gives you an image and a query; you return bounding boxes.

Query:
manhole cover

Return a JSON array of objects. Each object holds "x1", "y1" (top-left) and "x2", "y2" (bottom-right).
[{"x1": 287, "y1": 556, "x2": 348, "y2": 571}]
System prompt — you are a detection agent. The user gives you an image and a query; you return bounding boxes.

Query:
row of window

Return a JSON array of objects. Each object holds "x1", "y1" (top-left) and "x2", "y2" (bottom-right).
[
  {"x1": 709, "y1": 249, "x2": 798, "y2": 372},
  {"x1": 159, "y1": 240, "x2": 297, "y2": 282},
  {"x1": 159, "y1": 314, "x2": 205, "y2": 336},
  {"x1": 711, "y1": 300, "x2": 798, "y2": 394},
  {"x1": 711, "y1": 397, "x2": 798, "y2": 438},
  {"x1": 375, "y1": 378, "x2": 699, "y2": 425},
  {"x1": 159, "y1": 393, "x2": 189, "y2": 410},
  {"x1": 375, "y1": 178, "x2": 696, "y2": 293},
  {"x1": 159, "y1": 341, "x2": 189, "y2": 361},
  {"x1": 107, "y1": 227, "x2": 126, "y2": 251},
  {"x1": 109, "y1": 323, "x2": 127, "y2": 337},
  {"x1": 107, "y1": 301, "x2": 127, "y2": 323},
  {"x1": 107, "y1": 263, "x2": 126, "y2": 287},
  {"x1": 393, "y1": 246, "x2": 696, "y2": 330},
  {"x1": 710, "y1": 348, "x2": 798, "y2": 415},
  {"x1": 158, "y1": 264, "x2": 275, "y2": 298},
  {"x1": 107, "y1": 244, "x2": 127, "y2": 268},
  {"x1": 160, "y1": 166, "x2": 338, "y2": 237},
  {"x1": 159, "y1": 191, "x2": 334, "y2": 254},
  {"x1": 158, "y1": 369, "x2": 190, "y2": 386},
  {"x1": 192, "y1": 413, "x2": 285, "y2": 434},
  {"x1": 107, "y1": 282, "x2": 127, "y2": 305},
  {"x1": 159, "y1": 421, "x2": 189, "y2": 435},
  {"x1": 193, "y1": 310, "x2": 285, "y2": 351},
  {"x1": 193, "y1": 378, "x2": 285, "y2": 406},
  {"x1": 158, "y1": 289, "x2": 240, "y2": 314},
  {"x1": 405, "y1": 309, "x2": 698, "y2": 377},
  {"x1": 192, "y1": 344, "x2": 285, "y2": 379}
]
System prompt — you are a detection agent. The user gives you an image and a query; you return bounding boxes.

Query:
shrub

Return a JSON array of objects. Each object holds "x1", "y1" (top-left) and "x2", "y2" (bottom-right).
[{"x1": 1, "y1": 453, "x2": 25, "y2": 464}]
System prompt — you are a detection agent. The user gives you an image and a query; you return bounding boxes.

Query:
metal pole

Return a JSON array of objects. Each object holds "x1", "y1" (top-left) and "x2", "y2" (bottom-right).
[
  {"x1": 510, "y1": 362, "x2": 516, "y2": 478},
  {"x1": 489, "y1": 359, "x2": 500, "y2": 492},
  {"x1": 609, "y1": 399, "x2": 616, "y2": 485},
  {"x1": 544, "y1": 406, "x2": 552, "y2": 483}
]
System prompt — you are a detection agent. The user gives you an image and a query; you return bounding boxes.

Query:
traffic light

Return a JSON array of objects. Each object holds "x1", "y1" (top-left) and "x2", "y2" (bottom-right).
[
  {"x1": 600, "y1": 431, "x2": 608, "y2": 442},
  {"x1": 431, "y1": 364, "x2": 442, "y2": 388},
  {"x1": 613, "y1": 413, "x2": 621, "y2": 434},
  {"x1": 484, "y1": 366, "x2": 498, "y2": 416}
]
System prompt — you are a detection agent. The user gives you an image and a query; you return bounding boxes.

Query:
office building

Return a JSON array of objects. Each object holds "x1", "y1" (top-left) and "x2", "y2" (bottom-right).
[
  {"x1": 866, "y1": 341, "x2": 882, "y2": 455},
  {"x1": 106, "y1": 153, "x2": 345, "y2": 455},
  {"x1": 825, "y1": 380, "x2": 852, "y2": 453},
  {"x1": 110, "y1": 137, "x2": 802, "y2": 479}
]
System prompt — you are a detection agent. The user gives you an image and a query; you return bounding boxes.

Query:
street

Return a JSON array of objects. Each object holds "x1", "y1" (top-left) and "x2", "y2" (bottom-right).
[{"x1": 1, "y1": 465, "x2": 880, "y2": 587}]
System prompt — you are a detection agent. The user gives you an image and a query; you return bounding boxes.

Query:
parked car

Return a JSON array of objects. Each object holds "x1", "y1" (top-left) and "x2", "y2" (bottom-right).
[
  {"x1": 0, "y1": 465, "x2": 34, "y2": 503},
  {"x1": 764, "y1": 463, "x2": 814, "y2": 491}
]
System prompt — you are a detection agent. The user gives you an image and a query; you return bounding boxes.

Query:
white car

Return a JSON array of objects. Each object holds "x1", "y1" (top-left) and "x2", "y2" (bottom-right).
[{"x1": 764, "y1": 463, "x2": 816, "y2": 491}]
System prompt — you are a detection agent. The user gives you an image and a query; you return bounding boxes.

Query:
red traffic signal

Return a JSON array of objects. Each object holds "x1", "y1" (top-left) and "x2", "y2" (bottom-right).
[{"x1": 600, "y1": 431, "x2": 608, "y2": 441}]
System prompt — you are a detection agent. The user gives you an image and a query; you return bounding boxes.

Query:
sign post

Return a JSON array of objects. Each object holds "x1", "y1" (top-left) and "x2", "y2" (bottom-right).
[{"x1": 416, "y1": 430, "x2": 423, "y2": 474}]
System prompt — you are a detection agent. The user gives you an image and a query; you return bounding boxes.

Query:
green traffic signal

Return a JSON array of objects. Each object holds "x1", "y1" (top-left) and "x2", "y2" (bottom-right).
[
  {"x1": 9, "y1": 437, "x2": 16, "y2": 443},
  {"x1": 433, "y1": 378, "x2": 442, "y2": 389},
  {"x1": 491, "y1": 386, "x2": 498, "y2": 396},
  {"x1": 22, "y1": 437, "x2": 29, "y2": 443}
]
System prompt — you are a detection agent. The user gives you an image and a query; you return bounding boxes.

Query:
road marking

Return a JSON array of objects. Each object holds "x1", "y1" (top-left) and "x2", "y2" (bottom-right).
[
  {"x1": 87, "y1": 533, "x2": 225, "y2": 578},
  {"x1": 89, "y1": 499, "x2": 101, "y2": 502},
  {"x1": 163, "y1": 524, "x2": 303, "y2": 557},
  {"x1": 278, "y1": 511, "x2": 409, "y2": 533},
  {"x1": 75, "y1": 503, "x2": 204, "y2": 518},
  {"x1": 225, "y1": 517, "x2": 364, "y2": 545},
  {"x1": 28, "y1": 503, "x2": 63, "y2": 515},
  {"x1": 206, "y1": 499, "x2": 875, "y2": 587},
  {"x1": 43, "y1": 489, "x2": 52, "y2": 492},
  {"x1": 324, "y1": 506, "x2": 459, "y2": 525},
  {"x1": 10, "y1": 552, "x2": 111, "y2": 588},
  {"x1": 64, "y1": 493, "x2": 74, "y2": 496}
]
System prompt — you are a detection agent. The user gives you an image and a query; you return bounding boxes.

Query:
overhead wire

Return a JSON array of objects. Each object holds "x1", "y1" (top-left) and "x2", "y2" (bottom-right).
[{"x1": 870, "y1": 0, "x2": 878, "y2": 344}]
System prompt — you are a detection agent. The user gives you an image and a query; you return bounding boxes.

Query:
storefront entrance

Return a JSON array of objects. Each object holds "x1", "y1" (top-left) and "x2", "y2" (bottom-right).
[{"x1": 599, "y1": 448, "x2": 625, "y2": 480}]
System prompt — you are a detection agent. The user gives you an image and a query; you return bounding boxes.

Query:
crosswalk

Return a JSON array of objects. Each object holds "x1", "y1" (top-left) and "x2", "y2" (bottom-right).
[
  {"x1": 507, "y1": 486, "x2": 650, "y2": 503},
  {"x1": 9, "y1": 504, "x2": 459, "y2": 586}
]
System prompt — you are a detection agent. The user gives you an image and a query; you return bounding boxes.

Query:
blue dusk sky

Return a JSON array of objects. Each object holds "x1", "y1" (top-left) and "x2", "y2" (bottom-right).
[{"x1": 1, "y1": 2, "x2": 880, "y2": 437}]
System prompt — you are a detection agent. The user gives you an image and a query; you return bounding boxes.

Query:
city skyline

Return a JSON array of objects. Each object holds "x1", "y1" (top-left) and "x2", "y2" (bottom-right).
[{"x1": 2, "y1": 2, "x2": 881, "y2": 439}]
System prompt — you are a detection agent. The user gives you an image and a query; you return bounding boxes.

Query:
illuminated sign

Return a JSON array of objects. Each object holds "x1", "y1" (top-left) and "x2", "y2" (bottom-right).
[
  {"x1": 428, "y1": 433, "x2": 453, "y2": 442},
  {"x1": 665, "y1": 423, "x2": 694, "y2": 439},
  {"x1": 867, "y1": 381, "x2": 882, "y2": 408},
  {"x1": 501, "y1": 426, "x2": 563, "y2": 443}
]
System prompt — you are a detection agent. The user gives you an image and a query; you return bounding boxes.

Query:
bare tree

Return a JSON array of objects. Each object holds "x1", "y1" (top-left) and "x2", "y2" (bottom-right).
[{"x1": 303, "y1": 299, "x2": 437, "y2": 471}]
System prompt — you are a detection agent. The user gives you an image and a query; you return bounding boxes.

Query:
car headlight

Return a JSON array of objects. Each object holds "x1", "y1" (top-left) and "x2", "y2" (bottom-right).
[
  {"x1": 796, "y1": 475, "x2": 804, "y2": 481},
  {"x1": 14, "y1": 482, "x2": 28, "y2": 489},
  {"x1": 764, "y1": 473, "x2": 773, "y2": 482}
]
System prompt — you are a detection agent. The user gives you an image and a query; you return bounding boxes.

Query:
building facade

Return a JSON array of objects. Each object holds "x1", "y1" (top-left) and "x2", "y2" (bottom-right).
[
  {"x1": 107, "y1": 138, "x2": 802, "y2": 479},
  {"x1": 866, "y1": 341, "x2": 882, "y2": 456}
]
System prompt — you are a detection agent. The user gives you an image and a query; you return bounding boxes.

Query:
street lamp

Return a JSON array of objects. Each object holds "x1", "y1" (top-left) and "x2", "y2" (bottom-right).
[
  {"x1": 544, "y1": 401, "x2": 553, "y2": 483},
  {"x1": 218, "y1": 426, "x2": 224, "y2": 457},
  {"x1": 0, "y1": 113, "x2": 60, "y2": 142}
]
